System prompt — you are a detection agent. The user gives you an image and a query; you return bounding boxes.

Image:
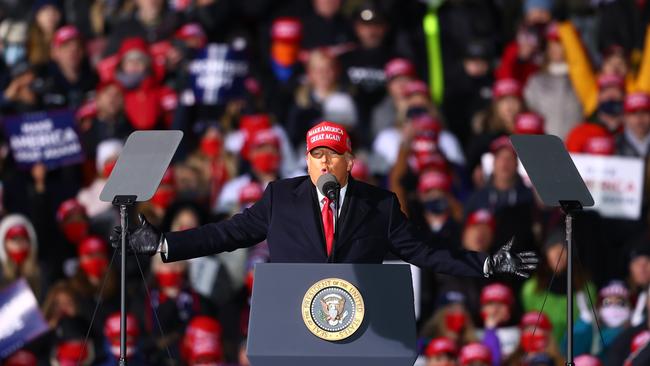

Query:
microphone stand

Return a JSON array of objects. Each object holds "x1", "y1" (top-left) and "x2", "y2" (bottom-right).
[{"x1": 328, "y1": 186, "x2": 340, "y2": 263}]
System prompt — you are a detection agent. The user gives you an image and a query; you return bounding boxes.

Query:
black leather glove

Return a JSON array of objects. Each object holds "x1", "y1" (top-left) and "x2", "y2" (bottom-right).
[
  {"x1": 487, "y1": 237, "x2": 538, "y2": 278},
  {"x1": 110, "y1": 214, "x2": 163, "y2": 256}
]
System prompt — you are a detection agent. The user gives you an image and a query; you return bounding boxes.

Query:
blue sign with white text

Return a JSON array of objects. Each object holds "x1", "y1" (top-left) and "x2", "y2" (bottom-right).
[
  {"x1": 0, "y1": 279, "x2": 49, "y2": 358},
  {"x1": 2, "y1": 109, "x2": 85, "y2": 170}
]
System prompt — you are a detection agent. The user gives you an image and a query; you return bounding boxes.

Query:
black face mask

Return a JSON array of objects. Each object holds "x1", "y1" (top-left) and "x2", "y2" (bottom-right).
[
  {"x1": 422, "y1": 198, "x2": 449, "y2": 214},
  {"x1": 598, "y1": 100, "x2": 624, "y2": 116}
]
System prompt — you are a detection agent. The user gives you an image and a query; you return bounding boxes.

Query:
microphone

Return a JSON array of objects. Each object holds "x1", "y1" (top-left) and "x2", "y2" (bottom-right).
[{"x1": 316, "y1": 173, "x2": 340, "y2": 201}]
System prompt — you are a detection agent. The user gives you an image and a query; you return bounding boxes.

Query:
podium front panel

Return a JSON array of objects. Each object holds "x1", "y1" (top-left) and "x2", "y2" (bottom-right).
[{"x1": 247, "y1": 263, "x2": 417, "y2": 366}]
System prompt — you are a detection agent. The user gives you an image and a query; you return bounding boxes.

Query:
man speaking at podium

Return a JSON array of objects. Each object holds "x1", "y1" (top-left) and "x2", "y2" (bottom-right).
[{"x1": 114, "y1": 121, "x2": 537, "y2": 278}]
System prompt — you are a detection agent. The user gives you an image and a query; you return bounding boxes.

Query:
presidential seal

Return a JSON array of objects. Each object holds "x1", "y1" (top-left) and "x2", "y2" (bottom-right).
[{"x1": 301, "y1": 278, "x2": 365, "y2": 341}]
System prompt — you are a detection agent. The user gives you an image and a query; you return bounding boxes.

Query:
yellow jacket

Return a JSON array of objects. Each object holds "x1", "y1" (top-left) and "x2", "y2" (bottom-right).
[{"x1": 560, "y1": 22, "x2": 650, "y2": 117}]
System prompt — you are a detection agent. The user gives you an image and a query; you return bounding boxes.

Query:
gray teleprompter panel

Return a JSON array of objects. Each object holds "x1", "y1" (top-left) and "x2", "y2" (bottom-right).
[
  {"x1": 247, "y1": 263, "x2": 417, "y2": 366},
  {"x1": 100, "y1": 130, "x2": 183, "y2": 202},
  {"x1": 511, "y1": 134, "x2": 594, "y2": 207}
]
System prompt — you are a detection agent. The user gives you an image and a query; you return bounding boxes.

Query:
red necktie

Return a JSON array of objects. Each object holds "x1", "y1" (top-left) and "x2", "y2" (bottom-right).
[{"x1": 321, "y1": 197, "x2": 334, "y2": 256}]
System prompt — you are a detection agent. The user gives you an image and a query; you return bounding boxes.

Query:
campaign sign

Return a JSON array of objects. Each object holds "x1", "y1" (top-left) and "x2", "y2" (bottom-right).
[
  {"x1": 188, "y1": 43, "x2": 249, "y2": 105},
  {"x1": 571, "y1": 153, "x2": 644, "y2": 220},
  {"x1": 2, "y1": 109, "x2": 84, "y2": 170},
  {"x1": 482, "y1": 152, "x2": 644, "y2": 219},
  {"x1": 0, "y1": 279, "x2": 49, "y2": 358}
]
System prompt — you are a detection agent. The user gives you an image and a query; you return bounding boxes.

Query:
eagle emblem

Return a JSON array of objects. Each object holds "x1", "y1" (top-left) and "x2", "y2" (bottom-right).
[{"x1": 320, "y1": 294, "x2": 348, "y2": 326}]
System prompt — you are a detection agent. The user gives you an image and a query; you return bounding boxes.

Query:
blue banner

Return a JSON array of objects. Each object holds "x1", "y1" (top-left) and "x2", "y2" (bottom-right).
[
  {"x1": 187, "y1": 43, "x2": 249, "y2": 105},
  {"x1": 0, "y1": 279, "x2": 49, "y2": 358},
  {"x1": 2, "y1": 109, "x2": 85, "y2": 170}
]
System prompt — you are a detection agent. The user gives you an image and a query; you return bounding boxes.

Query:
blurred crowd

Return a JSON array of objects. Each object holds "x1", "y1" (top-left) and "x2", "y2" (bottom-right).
[{"x1": 1, "y1": 0, "x2": 650, "y2": 365}]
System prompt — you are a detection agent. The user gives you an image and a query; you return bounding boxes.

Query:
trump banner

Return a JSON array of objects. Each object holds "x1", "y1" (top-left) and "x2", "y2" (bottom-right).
[
  {"x1": 0, "y1": 279, "x2": 49, "y2": 358},
  {"x1": 481, "y1": 152, "x2": 644, "y2": 220},
  {"x1": 2, "y1": 109, "x2": 84, "y2": 170},
  {"x1": 187, "y1": 42, "x2": 249, "y2": 106}
]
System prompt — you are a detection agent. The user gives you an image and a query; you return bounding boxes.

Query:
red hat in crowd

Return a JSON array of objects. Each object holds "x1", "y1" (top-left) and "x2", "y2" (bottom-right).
[
  {"x1": 75, "y1": 100, "x2": 98, "y2": 121},
  {"x1": 480, "y1": 283, "x2": 514, "y2": 306},
  {"x1": 104, "y1": 312, "x2": 140, "y2": 358},
  {"x1": 55, "y1": 341, "x2": 89, "y2": 366},
  {"x1": 597, "y1": 74, "x2": 625, "y2": 91},
  {"x1": 118, "y1": 37, "x2": 149, "y2": 61},
  {"x1": 492, "y1": 78, "x2": 521, "y2": 99},
  {"x1": 520, "y1": 311, "x2": 552, "y2": 331},
  {"x1": 384, "y1": 58, "x2": 416, "y2": 80},
  {"x1": 566, "y1": 123, "x2": 612, "y2": 154},
  {"x1": 77, "y1": 235, "x2": 107, "y2": 257},
  {"x1": 583, "y1": 135, "x2": 615, "y2": 155},
  {"x1": 410, "y1": 151, "x2": 448, "y2": 173},
  {"x1": 56, "y1": 199, "x2": 87, "y2": 222},
  {"x1": 464, "y1": 209, "x2": 496, "y2": 232},
  {"x1": 52, "y1": 25, "x2": 81, "y2": 48},
  {"x1": 545, "y1": 22, "x2": 560, "y2": 41},
  {"x1": 417, "y1": 170, "x2": 451, "y2": 193},
  {"x1": 489, "y1": 135, "x2": 516, "y2": 154},
  {"x1": 404, "y1": 80, "x2": 429, "y2": 97},
  {"x1": 631, "y1": 330, "x2": 650, "y2": 353},
  {"x1": 306, "y1": 121, "x2": 352, "y2": 154},
  {"x1": 240, "y1": 114, "x2": 271, "y2": 134},
  {"x1": 351, "y1": 158, "x2": 369, "y2": 181},
  {"x1": 174, "y1": 23, "x2": 207, "y2": 46},
  {"x1": 3, "y1": 350, "x2": 38, "y2": 366},
  {"x1": 424, "y1": 337, "x2": 457, "y2": 357},
  {"x1": 459, "y1": 342, "x2": 492, "y2": 366},
  {"x1": 411, "y1": 114, "x2": 442, "y2": 136},
  {"x1": 624, "y1": 92, "x2": 650, "y2": 113},
  {"x1": 271, "y1": 17, "x2": 302, "y2": 43},
  {"x1": 574, "y1": 355, "x2": 602, "y2": 366},
  {"x1": 5, "y1": 225, "x2": 29, "y2": 240},
  {"x1": 599, "y1": 280, "x2": 629, "y2": 302},
  {"x1": 411, "y1": 135, "x2": 438, "y2": 155},
  {"x1": 239, "y1": 181, "x2": 264, "y2": 206},
  {"x1": 249, "y1": 128, "x2": 280, "y2": 150},
  {"x1": 514, "y1": 112, "x2": 545, "y2": 135},
  {"x1": 182, "y1": 316, "x2": 223, "y2": 363}
]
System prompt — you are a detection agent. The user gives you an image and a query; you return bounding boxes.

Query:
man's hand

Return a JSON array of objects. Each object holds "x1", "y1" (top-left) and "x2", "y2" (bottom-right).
[
  {"x1": 110, "y1": 214, "x2": 162, "y2": 256},
  {"x1": 487, "y1": 237, "x2": 538, "y2": 278}
]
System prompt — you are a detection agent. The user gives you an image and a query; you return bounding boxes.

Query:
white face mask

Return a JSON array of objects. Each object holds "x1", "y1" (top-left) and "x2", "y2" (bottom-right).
[
  {"x1": 599, "y1": 305, "x2": 630, "y2": 328},
  {"x1": 548, "y1": 62, "x2": 569, "y2": 75}
]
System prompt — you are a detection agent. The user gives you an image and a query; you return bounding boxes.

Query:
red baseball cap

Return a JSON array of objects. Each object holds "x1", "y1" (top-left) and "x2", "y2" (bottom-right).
[
  {"x1": 459, "y1": 343, "x2": 491, "y2": 365},
  {"x1": 514, "y1": 112, "x2": 545, "y2": 134},
  {"x1": 492, "y1": 78, "x2": 521, "y2": 99},
  {"x1": 182, "y1": 316, "x2": 223, "y2": 363},
  {"x1": 465, "y1": 209, "x2": 496, "y2": 232},
  {"x1": 351, "y1": 158, "x2": 369, "y2": 181},
  {"x1": 480, "y1": 283, "x2": 514, "y2": 306},
  {"x1": 624, "y1": 92, "x2": 650, "y2": 113},
  {"x1": 411, "y1": 135, "x2": 438, "y2": 155},
  {"x1": 574, "y1": 355, "x2": 602, "y2": 366},
  {"x1": 271, "y1": 17, "x2": 302, "y2": 43},
  {"x1": 384, "y1": 58, "x2": 416, "y2": 80},
  {"x1": 5, "y1": 225, "x2": 29, "y2": 240},
  {"x1": 404, "y1": 80, "x2": 429, "y2": 97},
  {"x1": 424, "y1": 337, "x2": 457, "y2": 357},
  {"x1": 417, "y1": 170, "x2": 451, "y2": 193},
  {"x1": 75, "y1": 100, "x2": 98, "y2": 121},
  {"x1": 56, "y1": 199, "x2": 86, "y2": 222},
  {"x1": 411, "y1": 114, "x2": 442, "y2": 136},
  {"x1": 118, "y1": 37, "x2": 149, "y2": 61},
  {"x1": 489, "y1": 135, "x2": 516, "y2": 154},
  {"x1": 599, "y1": 280, "x2": 629, "y2": 302},
  {"x1": 597, "y1": 74, "x2": 625, "y2": 91},
  {"x1": 249, "y1": 128, "x2": 280, "y2": 150},
  {"x1": 52, "y1": 25, "x2": 80, "y2": 48},
  {"x1": 104, "y1": 312, "x2": 139, "y2": 338},
  {"x1": 631, "y1": 330, "x2": 650, "y2": 353},
  {"x1": 410, "y1": 151, "x2": 448, "y2": 173},
  {"x1": 78, "y1": 236, "x2": 107, "y2": 257},
  {"x1": 306, "y1": 121, "x2": 352, "y2": 154},
  {"x1": 566, "y1": 123, "x2": 611, "y2": 153},
  {"x1": 239, "y1": 182, "x2": 264, "y2": 205},
  {"x1": 583, "y1": 135, "x2": 615, "y2": 155},
  {"x1": 175, "y1": 23, "x2": 206, "y2": 44},
  {"x1": 520, "y1": 311, "x2": 552, "y2": 331},
  {"x1": 4, "y1": 350, "x2": 38, "y2": 366}
]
